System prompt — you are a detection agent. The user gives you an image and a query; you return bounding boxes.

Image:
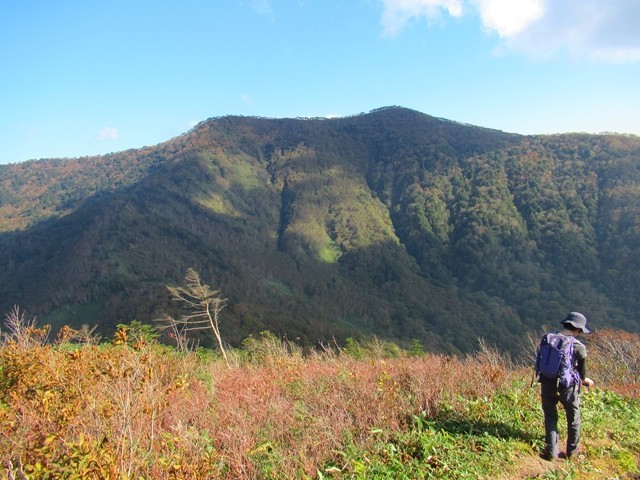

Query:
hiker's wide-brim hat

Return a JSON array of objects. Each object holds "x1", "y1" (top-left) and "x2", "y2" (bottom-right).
[{"x1": 560, "y1": 312, "x2": 590, "y2": 333}]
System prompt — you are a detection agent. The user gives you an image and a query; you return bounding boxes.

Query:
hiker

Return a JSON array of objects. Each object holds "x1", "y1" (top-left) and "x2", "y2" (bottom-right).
[{"x1": 537, "y1": 312, "x2": 595, "y2": 461}]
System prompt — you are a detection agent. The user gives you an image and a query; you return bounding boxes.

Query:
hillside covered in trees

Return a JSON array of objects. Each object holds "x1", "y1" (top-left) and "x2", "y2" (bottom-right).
[{"x1": 1, "y1": 107, "x2": 639, "y2": 353}]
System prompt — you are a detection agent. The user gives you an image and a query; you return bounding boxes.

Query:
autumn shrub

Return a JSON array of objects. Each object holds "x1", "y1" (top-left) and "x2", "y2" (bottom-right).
[
  {"x1": 237, "y1": 330, "x2": 304, "y2": 366},
  {"x1": 1, "y1": 326, "x2": 639, "y2": 479},
  {"x1": 0, "y1": 338, "x2": 216, "y2": 479},
  {"x1": 587, "y1": 329, "x2": 640, "y2": 397}
]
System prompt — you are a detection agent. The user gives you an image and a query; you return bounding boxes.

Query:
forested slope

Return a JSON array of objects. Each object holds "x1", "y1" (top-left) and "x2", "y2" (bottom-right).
[{"x1": 1, "y1": 107, "x2": 639, "y2": 353}]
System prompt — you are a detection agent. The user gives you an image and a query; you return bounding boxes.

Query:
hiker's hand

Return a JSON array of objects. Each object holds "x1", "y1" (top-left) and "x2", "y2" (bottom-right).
[{"x1": 582, "y1": 377, "x2": 594, "y2": 388}]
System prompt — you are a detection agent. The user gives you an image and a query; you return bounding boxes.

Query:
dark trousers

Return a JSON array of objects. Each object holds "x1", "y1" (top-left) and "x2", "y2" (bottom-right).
[{"x1": 541, "y1": 381, "x2": 581, "y2": 458}]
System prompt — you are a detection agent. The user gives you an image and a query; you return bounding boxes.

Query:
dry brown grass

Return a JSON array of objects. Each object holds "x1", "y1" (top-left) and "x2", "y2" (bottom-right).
[
  {"x1": 0, "y1": 330, "x2": 517, "y2": 479},
  {"x1": 587, "y1": 328, "x2": 640, "y2": 397},
  {"x1": 2, "y1": 323, "x2": 639, "y2": 479}
]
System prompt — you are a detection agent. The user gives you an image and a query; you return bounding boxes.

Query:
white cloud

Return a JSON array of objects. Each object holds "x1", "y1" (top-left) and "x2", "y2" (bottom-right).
[
  {"x1": 380, "y1": 0, "x2": 464, "y2": 37},
  {"x1": 471, "y1": 0, "x2": 543, "y2": 37},
  {"x1": 96, "y1": 126, "x2": 118, "y2": 141},
  {"x1": 379, "y1": 0, "x2": 640, "y2": 62},
  {"x1": 240, "y1": 94, "x2": 252, "y2": 105},
  {"x1": 495, "y1": 0, "x2": 640, "y2": 62}
]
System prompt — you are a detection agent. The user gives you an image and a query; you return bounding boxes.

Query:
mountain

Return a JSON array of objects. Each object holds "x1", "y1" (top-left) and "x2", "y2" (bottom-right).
[{"x1": 1, "y1": 107, "x2": 639, "y2": 354}]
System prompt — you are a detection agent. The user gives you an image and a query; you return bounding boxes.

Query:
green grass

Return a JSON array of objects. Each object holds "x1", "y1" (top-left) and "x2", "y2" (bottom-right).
[
  {"x1": 319, "y1": 241, "x2": 341, "y2": 263},
  {"x1": 320, "y1": 382, "x2": 640, "y2": 479},
  {"x1": 198, "y1": 192, "x2": 243, "y2": 216}
]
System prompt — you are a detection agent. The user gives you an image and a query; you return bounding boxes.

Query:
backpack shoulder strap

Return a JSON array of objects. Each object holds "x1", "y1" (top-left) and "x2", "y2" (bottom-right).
[{"x1": 566, "y1": 335, "x2": 576, "y2": 361}]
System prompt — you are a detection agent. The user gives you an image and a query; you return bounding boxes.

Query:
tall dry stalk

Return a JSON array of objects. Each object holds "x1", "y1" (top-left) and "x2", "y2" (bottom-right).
[
  {"x1": 1, "y1": 305, "x2": 49, "y2": 348},
  {"x1": 589, "y1": 329, "x2": 640, "y2": 387}
]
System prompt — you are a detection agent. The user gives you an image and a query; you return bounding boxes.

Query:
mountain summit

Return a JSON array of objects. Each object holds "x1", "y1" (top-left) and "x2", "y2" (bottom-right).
[{"x1": 1, "y1": 107, "x2": 639, "y2": 353}]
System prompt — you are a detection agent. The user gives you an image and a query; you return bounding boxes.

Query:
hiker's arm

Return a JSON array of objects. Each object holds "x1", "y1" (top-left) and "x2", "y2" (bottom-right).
[
  {"x1": 576, "y1": 356, "x2": 587, "y2": 380},
  {"x1": 576, "y1": 356, "x2": 594, "y2": 387}
]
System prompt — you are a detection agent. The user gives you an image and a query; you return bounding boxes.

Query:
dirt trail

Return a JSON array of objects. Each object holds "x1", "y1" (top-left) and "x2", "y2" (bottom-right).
[
  {"x1": 499, "y1": 450, "x2": 614, "y2": 480},
  {"x1": 502, "y1": 455, "x2": 558, "y2": 479}
]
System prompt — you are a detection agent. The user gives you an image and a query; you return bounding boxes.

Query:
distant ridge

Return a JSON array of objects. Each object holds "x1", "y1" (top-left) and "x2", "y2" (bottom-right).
[{"x1": 1, "y1": 107, "x2": 639, "y2": 353}]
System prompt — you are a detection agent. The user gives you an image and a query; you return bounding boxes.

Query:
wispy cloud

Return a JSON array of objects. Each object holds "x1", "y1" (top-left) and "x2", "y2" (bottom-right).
[
  {"x1": 242, "y1": 0, "x2": 273, "y2": 18},
  {"x1": 96, "y1": 126, "x2": 118, "y2": 141},
  {"x1": 380, "y1": 0, "x2": 640, "y2": 62},
  {"x1": 380, "y1": 0, "x2": 464, "y2": 37},
  {"x1": 240, "y1": 94, "x2": 252, "y2": 105}
]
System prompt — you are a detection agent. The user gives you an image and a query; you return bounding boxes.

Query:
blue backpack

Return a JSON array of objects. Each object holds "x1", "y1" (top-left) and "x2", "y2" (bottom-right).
[{"x1": 536, "y1": 333, "x2": 580, "y2": 388}]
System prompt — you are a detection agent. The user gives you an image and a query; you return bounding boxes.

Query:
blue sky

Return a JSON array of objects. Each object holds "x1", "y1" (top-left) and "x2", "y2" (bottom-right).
[{"x1": 1, "y1": 0, "x2": 640, "y2": 165}]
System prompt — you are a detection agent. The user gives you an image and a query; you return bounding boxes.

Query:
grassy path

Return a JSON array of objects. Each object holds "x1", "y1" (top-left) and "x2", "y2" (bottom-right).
[{"x1": 324, "y1": 384, "x2": 640, "y2": 479}]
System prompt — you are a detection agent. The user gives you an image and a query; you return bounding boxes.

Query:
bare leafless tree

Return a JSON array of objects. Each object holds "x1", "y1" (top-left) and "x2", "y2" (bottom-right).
[{"x1": 162, "y1": 269, "x2": 229, "y2": 367}]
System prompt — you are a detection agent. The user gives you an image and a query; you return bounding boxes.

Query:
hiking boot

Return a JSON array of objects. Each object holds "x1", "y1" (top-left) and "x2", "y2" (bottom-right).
[
  {"x1": 540, "y1": 451, "x2": 557, "y2": 462},
  {"x1": 562, "y1": 448, "x2": 584, "y2": 460}
]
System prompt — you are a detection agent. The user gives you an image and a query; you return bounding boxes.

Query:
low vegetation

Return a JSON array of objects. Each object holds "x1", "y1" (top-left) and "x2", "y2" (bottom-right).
[{"x1": 1, "y1": 307, "x2": 639, "y2": 479}]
